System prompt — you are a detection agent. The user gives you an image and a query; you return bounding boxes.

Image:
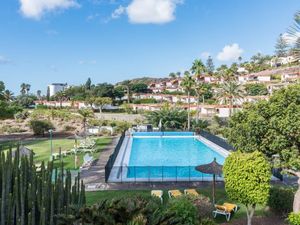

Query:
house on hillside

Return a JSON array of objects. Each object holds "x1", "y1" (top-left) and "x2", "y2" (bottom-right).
[{"x1": 270, "y1": 56, "x2": 297, "y2": 67}]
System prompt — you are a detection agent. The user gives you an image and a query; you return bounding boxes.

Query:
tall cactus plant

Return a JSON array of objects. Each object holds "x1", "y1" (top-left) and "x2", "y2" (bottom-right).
[{"x1": 0, "y1": 147, "x2": 85, "y2": 225}]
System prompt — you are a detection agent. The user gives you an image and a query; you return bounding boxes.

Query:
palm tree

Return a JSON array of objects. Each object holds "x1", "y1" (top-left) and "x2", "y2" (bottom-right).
[
  {"x1": 25, "y1": 84, "x2": 31, "y2": 94},
  {"x1": 20, "y1": 83, "x2": 27, "y2": 95},
  {"x1": 54, "y1": 91, "x2": 66, "y2": 108},
  {"x1": 181, "y1": 71, "x2": 196, "y2": 130},
  {"x1": 217, "y1": 81, "x2": 244, "y2": 117},
  {"x1": 78, "y1": 109, "x2": 94, "y2": 136},
  {"x1": 120, "y1": 80, "x2": 132, "y2": 103},
  {"x1": 288, "y1": 11, "x2": 300, "y2": 60},
  {"x1": 191, "y1": 59, "x2": 206, "y2": 79},
  {"x1": 3, "y1": 90, "x2": 14, "y2": 102},
  {"x1": 194, "y1": 82, "x2": 208, "y2": 122},
  {"x1": 37, "y1": 90, "x2": 42, "y2": 100}
]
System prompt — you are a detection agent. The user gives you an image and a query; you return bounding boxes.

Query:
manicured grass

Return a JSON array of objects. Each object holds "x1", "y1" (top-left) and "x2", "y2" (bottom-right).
[
  {"x1": 0, "y1": 137, "x2": 112, "y2": 169},
  {"x1": 85, "y1": 188, "x2": 271, "y2": 224}
]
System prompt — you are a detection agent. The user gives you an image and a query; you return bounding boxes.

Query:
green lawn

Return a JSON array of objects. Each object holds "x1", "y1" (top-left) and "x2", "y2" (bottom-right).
[
  {"x1": 0, "y1": 137, "x2": 112, "y2": 169},
  {"x1": 85, "y1": 188, "x2": 272, "y2": 224}
]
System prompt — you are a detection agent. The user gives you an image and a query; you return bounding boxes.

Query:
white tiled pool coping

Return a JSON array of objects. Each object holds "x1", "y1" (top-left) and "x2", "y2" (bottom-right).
[{"x1": 108, "y1": 135, "x2": 231, "y2": 182}]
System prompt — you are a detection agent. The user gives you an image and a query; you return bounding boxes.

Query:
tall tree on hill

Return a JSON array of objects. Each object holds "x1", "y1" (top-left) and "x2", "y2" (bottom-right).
[
  {"x1": 37, "y1": 90, "x2": 42, "y2": 100},
  {"x1": 120, "y1": 80, "x2": 132, "y2": 103},
  {"x1": 169, "y1": 72, "x2": 177, "y2": 79},
  {"x1": 181, "y1": 71, "x2": 196, "y2": 130},
  {"x1": 275, "y1": 33, "x2": 288, "y2": 57},
  {"x1": 217, "y1": 80, "x2": 244, "y2": 117},
  {"x1": 191, "y1": 59, "x2": 206, "y2": 79},
  {"x1": 206, "y1": 56, "x2": 215, "y2": 75},
  {"x1": 85, "y1": 77, "x2": 92, "y2": 90},
  {"x1": 20, "y1": 83, "x2": 27, "y2": 95}
]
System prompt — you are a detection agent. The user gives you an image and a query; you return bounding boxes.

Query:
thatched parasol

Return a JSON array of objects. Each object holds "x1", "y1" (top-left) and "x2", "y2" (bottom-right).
[{"x1": 195, "y1": 158, "x2": 223, "y2": 204}]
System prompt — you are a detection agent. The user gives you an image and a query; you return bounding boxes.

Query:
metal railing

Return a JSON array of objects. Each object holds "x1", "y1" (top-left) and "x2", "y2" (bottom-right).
[
  {"x1": 105, "y1": 132, "x2": 125, "y2": 182},
  {"x1": 200, "y1": 130, "x2": 235, "y2": 151},
  {"x1": 107, "y1": 165, "x2": 223, "y2": 182}
]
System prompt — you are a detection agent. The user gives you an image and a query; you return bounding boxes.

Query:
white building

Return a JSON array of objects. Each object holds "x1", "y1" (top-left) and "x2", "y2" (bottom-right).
[{"x1": 48, "y1": 83, "x2": 68, "y2": 97}]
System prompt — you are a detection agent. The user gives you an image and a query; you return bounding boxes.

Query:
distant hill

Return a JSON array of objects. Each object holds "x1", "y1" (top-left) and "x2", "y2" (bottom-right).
[{"x1": 117, "y1": 76, "x2": 170, "y2": 85}]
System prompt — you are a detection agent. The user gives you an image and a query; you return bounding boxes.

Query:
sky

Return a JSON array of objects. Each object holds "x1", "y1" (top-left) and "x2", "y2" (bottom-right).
[{"x1": 0, "y1": 0, "x2": 299, "y2": 94}]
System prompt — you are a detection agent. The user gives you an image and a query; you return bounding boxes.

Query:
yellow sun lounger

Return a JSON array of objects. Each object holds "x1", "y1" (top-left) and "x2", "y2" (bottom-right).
[
  {"x1": 213, "y1": 203, "x2": 238, "y2": 221},
  {"x1": 151, "y1": 190, "x2": 163, "y2": 203},
  {"x1": 184, "y1": 189, "x2": 200, "y2": 196},
  {"x1": 168, "y1": 190, "x2": 183, "y2": 198}
]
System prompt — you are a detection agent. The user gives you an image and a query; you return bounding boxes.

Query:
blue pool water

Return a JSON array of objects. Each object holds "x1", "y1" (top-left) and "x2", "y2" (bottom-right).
[{"x1": 127, "y1": 136, "x2": 225, "y2": 179}]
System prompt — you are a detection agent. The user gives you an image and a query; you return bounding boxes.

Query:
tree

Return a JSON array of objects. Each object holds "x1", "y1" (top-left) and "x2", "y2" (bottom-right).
[
  {"x1": 181, "y1": 71, "x2": 195, "y2": 130},
  {"x1": 54, "y1": 91, "x2": 67, "y2": 108},
  {"x1": 46, "y1": 86, "x2": 50, "y2": 101},
  {"x1": 169, "y1": 72, "x2": 177, "y2": 79},
  {"x1": 94, "y1": 97, "x2": 112, "y2": 113},
  {"x1": 0, "y1": 81, "x2": 5, "y2": 100},
  {"x1": 85, "y1": 77, "x2": 92, "y2": 90},
  {"x1": 3, "y1": 90, "x2": 14, "y2": 102},
  {"x1": 20, "y1": 83, "x2": 27, "y2": 95},
  {"x1": 206, "y1": 56, "x2": 214, "y2": 75},
  {"x1": 223, "y1": 151, "x2": 271, "y2": 225},
  {"x1": 194, "y1": 83, "x2": 213, "y2": 121},
  {"x1": 244, "y1": 83, "x2": 268, "y2": 96},
  {"x1": 78, "y1": 109, "x2": 94, "y2": 134},
  {"x1": 226, "y1": 84, "x2": 300, "y2": 212},
  {"x1": 288, "y1": 11, "x2": 300, "y2": 60},
  {"x1": 191, "y1": 59, "x2": 206, "y2": 78},
  {"x1": 217, "y1": 81, "x2": 244, "y2": 116},
  {"x1": 36, "y1": 90, "x2": 42, "y2": 100},
  {"x1": 131, "y1": 83, "x2": 148, "y2": 93},
  {"x1": 275, "y1": 33, "x2": 288, "y2": 57},
  {"x1": 146, "y1": 107, "x2": 188, "y2": 130},
  {"x1": 119, "y1": 80, "x2": 132, "y2": 103},
  {"x1": 29, "y1": 120, "x2": 54, "y2": 136}
]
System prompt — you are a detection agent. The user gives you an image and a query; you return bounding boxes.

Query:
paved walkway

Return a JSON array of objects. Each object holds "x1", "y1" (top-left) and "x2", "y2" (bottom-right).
[{"x1": 81, "y1": 136, "x2": 120, "y2": 185}]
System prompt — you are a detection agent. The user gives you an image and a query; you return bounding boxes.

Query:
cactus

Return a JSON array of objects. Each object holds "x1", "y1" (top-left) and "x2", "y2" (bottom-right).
[{"x1": 0, "y1": 148, "x2": 85, "y2": 225}]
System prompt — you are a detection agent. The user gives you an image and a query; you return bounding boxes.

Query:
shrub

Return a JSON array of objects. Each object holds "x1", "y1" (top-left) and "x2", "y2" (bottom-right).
[
  {"x1": 199, "y1": 218, "x2": 217, "y2": 225},
  {"x1": 268, "y1": 186, "x2": 294, "y2": 216},
  {"x1": 63, "y1": 125, "x2": 76, "y2": 132},
  {"x1": 288, "y1": 212, "x2": 300, "y2": 225},
  {"x1": 165, "y1": 196, "x2": 198, "y2": 225},
  {"x1": 29, "y1": 120, "x2": 54, "y2": 136},
  {"x1": 188, "y1": 195, "x2": 214, "y2": 220},
  {"x1": 133, "y1": 98, "x2": 158, "y2": 104}
]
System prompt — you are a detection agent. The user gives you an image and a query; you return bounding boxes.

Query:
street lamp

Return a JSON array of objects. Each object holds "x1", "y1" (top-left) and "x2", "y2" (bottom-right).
[{"x1": 49, "y1": 129, "x2": 53, "y2": 161}]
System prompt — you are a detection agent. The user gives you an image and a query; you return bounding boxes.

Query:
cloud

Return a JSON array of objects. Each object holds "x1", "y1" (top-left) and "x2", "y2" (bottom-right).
[
  {"x1": 217, "y1": 43, "x2": 243, "y2": 61},
  {"x1": 282, "y1": 32, "x2": 300, "y2": 45},
  {"x1": 111, "y1": 0, "x2": 182, "y2": 24},
  {"x1": 19, "y1": 0, "x2": 80, "y2": 20},
  {"x1": 86, "y1": 13, "x2": 100, "y2": 21},
  {"x1": 0, "y1": 56, "x2": 11, "y2": 65},
  {"x1": 111, "y1": 5, "x2": 126, "y2": 19},
  {"x1": 201, "y1": 52, "x2": 210, "y2": 59}
]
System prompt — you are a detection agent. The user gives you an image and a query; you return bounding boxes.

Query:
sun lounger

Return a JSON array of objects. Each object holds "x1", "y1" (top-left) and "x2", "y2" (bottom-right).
[
  {"x1": 184, "y1": 189, "x2": 200, "y2": 196},
  {"x1": 168, "y1": 190, "x2": 183, "y2": 198},
  {"x1": 213, "y1": 203, "x2": 238, "y2": 221},
  {"x1": 151, "y1": 190, "x2": 163, "y2": 203}
]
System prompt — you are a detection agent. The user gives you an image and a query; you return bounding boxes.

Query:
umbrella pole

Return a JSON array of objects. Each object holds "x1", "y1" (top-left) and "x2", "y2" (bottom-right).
[{"x1": 213, "y1": 174, "x2": 216, "y2": 205}]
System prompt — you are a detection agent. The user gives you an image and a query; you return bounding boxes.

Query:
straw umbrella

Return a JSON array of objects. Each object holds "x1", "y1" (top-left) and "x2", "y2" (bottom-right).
[{"x1": 195, "y1": 158, "x2": 223, "y2": 204}]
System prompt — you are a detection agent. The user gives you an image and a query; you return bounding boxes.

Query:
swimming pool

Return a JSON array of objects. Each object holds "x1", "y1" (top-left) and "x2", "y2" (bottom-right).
[{"x1": 108, "y1": 132, "x2": 228, "y2": 181}]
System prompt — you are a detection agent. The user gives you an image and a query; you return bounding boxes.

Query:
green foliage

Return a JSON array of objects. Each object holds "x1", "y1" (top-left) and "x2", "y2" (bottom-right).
[
  {"x1": 244, "y1": 83, "x2": 268, "y2": 96},
  {"x1": 224, "y1": 151, "x2": 271, "y2": 207},
  {"x1": 188, "y1": 195, "x2": 214, "y2": 220},
  {"x1": 192, "y1": 119, "x2": 209, "y2": 133},
  {"x1": 146, "y1": 107, "x2": 187, "y2": 130},
  {"x1": 268, "y1": 186, "x2": 294, "y2": 216},
  {"x1": 226, "y1": 84, "x2": 300, "y2": 165},
  {"x1": 199, "y1": 218, "x2": 217, "y2": 225},
  {"x1": 15, "y1": 94, "x2": 37, "y2": 107},
  {"x1": 165, "y1": 196, "x2": 198, "y2": 225},
  {"x1": 0, "y1": 149, "x2": 85, "y2": 225},
  {"x1": 29, "y1": 119, "x2": 54, "y2": 136},
  {"x1": 0, "y1": 101, "x2": 23, "y2": 119},
  {"x1": 131, "y1": 83, "x2": 149, "y2": 93},
  {"x1": 133, "y1": 98, "x2": 158, "y2": 104},
  {"x1": 289, "y1": 212, "x2": 300, "y2": 225}
]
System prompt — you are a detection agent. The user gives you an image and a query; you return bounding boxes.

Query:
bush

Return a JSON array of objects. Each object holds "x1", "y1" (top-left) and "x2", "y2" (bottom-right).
[
  {"x1": 29, "y1": 120, "x2": 54, "y2": 136},
  {"x1": 63, "y1": 125, "x2": 76, "y2": 132},
  {"x1": 199, "y1": 218, "x2": 217, "y2": 225},
  {"x1": 133, "y1": 98, "x2": 158, "y2": 104},
  {"x1": 165, "y1": 196, "x2": 198, "y2": 225},
  {"x1": 288, "y1": 212, "x2": 300, "y2": 225},
  {"x1": 268, "y1": 186, "x2": 294, "y2": 216},
  {"x1": 189, "y1": 195, "x2": 214, "y2": 220},
  {"x1": 14, "y1": 110, "x2": 29, "y2": 120}
]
